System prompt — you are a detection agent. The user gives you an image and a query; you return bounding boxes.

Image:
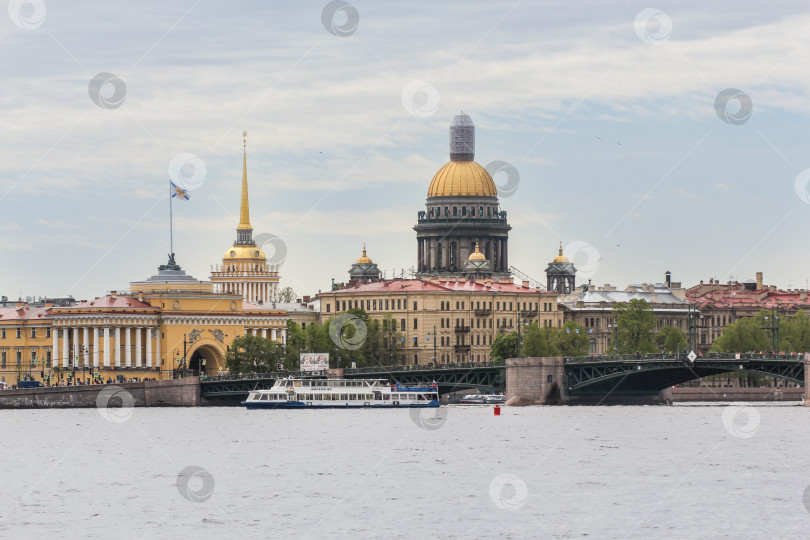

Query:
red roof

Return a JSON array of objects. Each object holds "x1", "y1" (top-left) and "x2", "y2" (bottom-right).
[
  {"x1": 67, "y1": 295, "x2": 154, "y2": 310},
  {"x1": 0, "y1": 306, "x2": 52, "y2": 321},
  {"x1": 686, "y1": 283, "x2": 810, "y2": 310},
  {"x1": 329, "y1": 278, "x2": 550, "y2": 295}
]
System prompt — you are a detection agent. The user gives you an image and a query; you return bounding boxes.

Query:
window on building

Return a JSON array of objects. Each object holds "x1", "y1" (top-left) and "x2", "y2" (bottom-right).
[
  {"x1": 413, "y1": 301, "x2": 418, "y2": 310},
  {"x1": 401, "y1": 319, "x2": 405, "y2": 331},
  {"x1": 1, "y1": 329, "x2": 4, "y2": 339},
  {"x1": 373, "y1": 300, "x2": 377, "y2": 310},
  {"x1": 397, "y1": 299, "x2": 402, "y2": 310},
  {"x1": 440, "y1": 319, "x2": 444, "y2": 329},
  {"x1": 461, "y1": 302, "x2": 465, "y2": 310},
  {"x1": 413, "y1": 337, "x2": 418, "y2": 346},
  {"x1": 385, "y1": 299, "x2": 389, "y2": 310},
  {"x1": 414, "y1": 319, "x2": 418, "y2": 330},
  {"x1": 30, "y1": 328, "x2": 36, "y2": 338},
  {"x1": 0, "y1": 351, "x2": 5, "y2": 367},
  {"x1": 16, "y1": 350, "x2": 21, "y2": 366},
  {"x1": 46, "y1": 350, "x2": 51, "y2": 367},
  {"x1": 16, "y1": 328, "x2": 21, "y2": 338},
  {"x1": 46, "y1": 328, "x2": 51, "y2": 338},
  {"x1": 326, "y1": 304, "x2": 331, "y2": 313},
  {"x1": 462, "y1": 206, "x2": 467, "y2": 216}
]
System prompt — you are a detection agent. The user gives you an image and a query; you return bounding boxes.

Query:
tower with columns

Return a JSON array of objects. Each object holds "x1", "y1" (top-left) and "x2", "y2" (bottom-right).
[{"x1": 210, "y1": 132, "x2": 281, "y2": 305}]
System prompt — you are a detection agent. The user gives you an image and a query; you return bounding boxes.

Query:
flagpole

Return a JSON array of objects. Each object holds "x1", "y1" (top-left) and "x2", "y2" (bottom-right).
[{"x1": 169, "y1": 179, "x2": 174, "y2": 256}]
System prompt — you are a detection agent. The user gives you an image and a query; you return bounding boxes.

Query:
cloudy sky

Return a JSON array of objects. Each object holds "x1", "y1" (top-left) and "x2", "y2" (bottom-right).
[{"x1": 2, "y1": 0, "x2": 810, "y2": 301}]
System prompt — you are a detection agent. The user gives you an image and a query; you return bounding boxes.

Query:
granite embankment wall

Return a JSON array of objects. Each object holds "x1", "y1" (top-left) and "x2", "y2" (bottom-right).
[
  {"x1": 664, "y1": 387, "x2": 804, "y2": 402},
  {"x1": 0, "y1": 377, "x2": 200, "y2": 408}
]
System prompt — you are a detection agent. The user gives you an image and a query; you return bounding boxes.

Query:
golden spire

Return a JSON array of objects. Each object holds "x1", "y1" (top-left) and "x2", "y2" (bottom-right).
[{"x1": 237, "y1": 131, "x2": 251, "y2": 231}]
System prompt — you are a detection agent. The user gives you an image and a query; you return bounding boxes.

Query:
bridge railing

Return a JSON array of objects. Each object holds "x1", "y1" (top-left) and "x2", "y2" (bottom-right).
[
  {"x1": 563, "y1": 352, "x2": 807, "y2": 364},
  {"x1": 343, "y1": 360, "x2": 504, "y2": 375}
]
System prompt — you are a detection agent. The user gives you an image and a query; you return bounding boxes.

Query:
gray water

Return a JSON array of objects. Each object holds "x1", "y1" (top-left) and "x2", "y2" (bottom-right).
[{"x1": 1, "y1": 403, "x2": 809, "y2": 539}]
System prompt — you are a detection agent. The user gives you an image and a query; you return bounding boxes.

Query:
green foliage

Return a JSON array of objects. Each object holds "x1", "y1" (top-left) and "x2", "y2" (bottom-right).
[
  {"x1": 655, "y1": 326, "x2": 688, "y2": 353},
  {"x1": 491, "y1": 321, "x2": 589, "y2": 359},
  {"x1": 555, "y1": 321, "x2": 590, "y2": 357},
  {"x1": 225, "y1": 334, "x2": 284, "y2": 373},
  {"x1": 490, "y1": 332, "x2": 520, "y2": 361},
  {"x1": 711, "y1": 309, "x2": 810, "y2": 353},
  {"x1": 613, "y1": 299, "x2": 657, "y2": 354}
]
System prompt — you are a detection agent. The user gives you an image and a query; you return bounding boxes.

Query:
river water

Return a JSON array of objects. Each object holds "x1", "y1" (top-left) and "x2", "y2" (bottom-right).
[{"x1": 1, "y1": 402, "x2": 809, "y2": 539}]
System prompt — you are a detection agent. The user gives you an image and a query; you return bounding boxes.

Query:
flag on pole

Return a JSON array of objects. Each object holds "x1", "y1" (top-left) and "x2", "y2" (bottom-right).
[{"x1": 171, "y1": 181, "x2": 190, "y2": 200}]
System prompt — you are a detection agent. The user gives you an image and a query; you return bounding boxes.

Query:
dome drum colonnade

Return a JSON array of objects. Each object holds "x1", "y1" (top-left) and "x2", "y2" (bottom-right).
[{"x1": 414, "y1": 112, "x2": 511, "y2": 277}]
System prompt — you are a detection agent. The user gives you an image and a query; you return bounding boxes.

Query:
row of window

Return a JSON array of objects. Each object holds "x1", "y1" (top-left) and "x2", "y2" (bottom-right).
[
  {"x1": 327, "y1": 299, "x2": 556, "y2": 314},
  {"x1": 0, "y1": 328, "x2": 52, "y2": 339},
  {"x1": 0, "y1": 349, "x2": 53, "y2": 368}
]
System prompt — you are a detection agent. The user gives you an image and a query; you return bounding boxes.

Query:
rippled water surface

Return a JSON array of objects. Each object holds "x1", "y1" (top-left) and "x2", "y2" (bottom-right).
[{"x1": 2, "y1": 402, "x2": 810, "y2": 539}]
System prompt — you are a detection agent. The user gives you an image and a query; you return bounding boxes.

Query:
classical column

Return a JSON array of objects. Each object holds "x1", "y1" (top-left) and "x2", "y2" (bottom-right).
[
  {"x1": 251, "y1": 328, "x2": 257, "y2": 336},
  {"x1": 93, "y1": 327, "x2": 100, "y2": 367},
  {"x1": 146, "y1": 328, "x2": 153, "y2": 367},
  {"x1": 61, "y1": 329, "x2": 68, "y2": 367},
  {"x1": 103, "y1": 327, "x2": 110, "y2": 367},
  {"x1": 135, "y1": 327, "x2": 143, "y2": 367},
  {"x1": 261, "y1": 328, "x2": 267, "y2": 339},
  {"x1": 52, "y1": 327, "x2": 59, "y2": 367},
  {"x1": 125, "y1": 327, "x2": 132, "y2": 367},
  {"x1": 152, "y1": 328, "x2": 159, "y2": 368},
  {"x1": 281, "y1": 328, "x2": 287, "y2": 345},
  {"x1": 114, "y1": 327, "x2": 121, "y2": 367},
  {"x1": 83, "y1": 327, "x2": 90, "y2": 367},
  {"x1": 72, "y1": 330, "x2": 78, "y2": 367},
  {"x1": 271, "y1": 328, "x2": 277, "y2": 341}
]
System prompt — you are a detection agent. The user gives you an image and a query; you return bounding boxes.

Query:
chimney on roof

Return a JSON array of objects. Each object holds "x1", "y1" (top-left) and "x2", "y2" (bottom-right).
[
  {"x1": 756, "y1": 272, "x2": 763, "y2": 290},
  {"x1": 665, "y1": 271, "x2": 671, "y2": 288},
  {"x1": 137, "y1": 292, "x2": 144, "y2": 302},
  {"x1": 521, "y1": 280, "x2": 529, "y2": 288},
  {"x1": 303, "y1": 295, "x2": 311, "y2": 303}
]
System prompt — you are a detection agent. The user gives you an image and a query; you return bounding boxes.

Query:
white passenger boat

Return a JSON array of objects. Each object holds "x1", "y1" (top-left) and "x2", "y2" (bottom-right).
[{"x1": 242, "y1": 378, "x2": 440, "y2": 409}]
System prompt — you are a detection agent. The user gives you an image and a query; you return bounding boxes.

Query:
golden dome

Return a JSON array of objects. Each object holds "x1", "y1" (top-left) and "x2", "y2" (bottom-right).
[
  {"x1": 552, "y1": 243, "x2": 569, "y2": 263},
  {"x1": 468, "y1": 243, "x2": 486, "y2": 261},
  {"x1": 224, "y1": 245, "x2": 267, "y2": 261},
  {"x1": 427, "y1": 161, "x2": 497, "y2": 198},
  {"x1": 356, "y1": 245, "x2": 372, "y2": 264}
]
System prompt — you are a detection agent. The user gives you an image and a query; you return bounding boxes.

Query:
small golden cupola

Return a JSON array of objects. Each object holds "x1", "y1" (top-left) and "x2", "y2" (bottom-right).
[
  {"x1": 349, "y1": 243, "x2": 380, "y2": 283},
  {"x1": 552, "y1": 242, "x2": 569, "y2": 263},
  {"x1": 356, "y1": 244, "x2": 372, "y2": 264},
  {"x1": 468, "y1": 243, "x2": 486, "y2": 261}
]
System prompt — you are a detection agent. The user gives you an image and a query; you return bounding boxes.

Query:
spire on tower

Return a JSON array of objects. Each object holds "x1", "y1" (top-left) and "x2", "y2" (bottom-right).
[
  {"x1": 449, "y1": 111, "x2": 475, "y2": 161},
  {"x1": 235, "y1": 132, "x2": 254, "y2": 246}
]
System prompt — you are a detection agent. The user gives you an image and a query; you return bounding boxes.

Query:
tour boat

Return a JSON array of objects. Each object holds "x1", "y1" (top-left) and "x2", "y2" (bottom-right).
[
  {"x1": 242, "y1": 378, "x2": 440, "y2": 409},
  {"x1": 459, "y1": 393, "x2": 506, "y2": 405}
]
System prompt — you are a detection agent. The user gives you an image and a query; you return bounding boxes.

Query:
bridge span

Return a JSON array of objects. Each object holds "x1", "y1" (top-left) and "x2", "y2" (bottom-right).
[{"x1": 199, "y1": 353, "x2": 809, "y2": 405}]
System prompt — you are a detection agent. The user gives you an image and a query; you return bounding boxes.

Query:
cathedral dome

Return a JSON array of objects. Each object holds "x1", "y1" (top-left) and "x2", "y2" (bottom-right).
[
  {"x1": 552, "y1": 244, "x2": 569, "y2": 263},
  {"x1": 356, "y1": 245, "x2": 372, "y2": 264},
  {"x1": 427, "y1": 161, "x2": 497, "y2": 198}
]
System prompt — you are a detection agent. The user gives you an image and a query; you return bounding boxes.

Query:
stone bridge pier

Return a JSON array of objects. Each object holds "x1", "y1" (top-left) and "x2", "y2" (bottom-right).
[{"x1": 505, "y1": 357, "x2": 567, "y2": 405}]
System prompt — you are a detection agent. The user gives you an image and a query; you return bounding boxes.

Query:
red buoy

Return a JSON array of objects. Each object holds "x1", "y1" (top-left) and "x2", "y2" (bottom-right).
[{"x1": 494, "y1": 405, "x2": 501, "y2": 416}]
